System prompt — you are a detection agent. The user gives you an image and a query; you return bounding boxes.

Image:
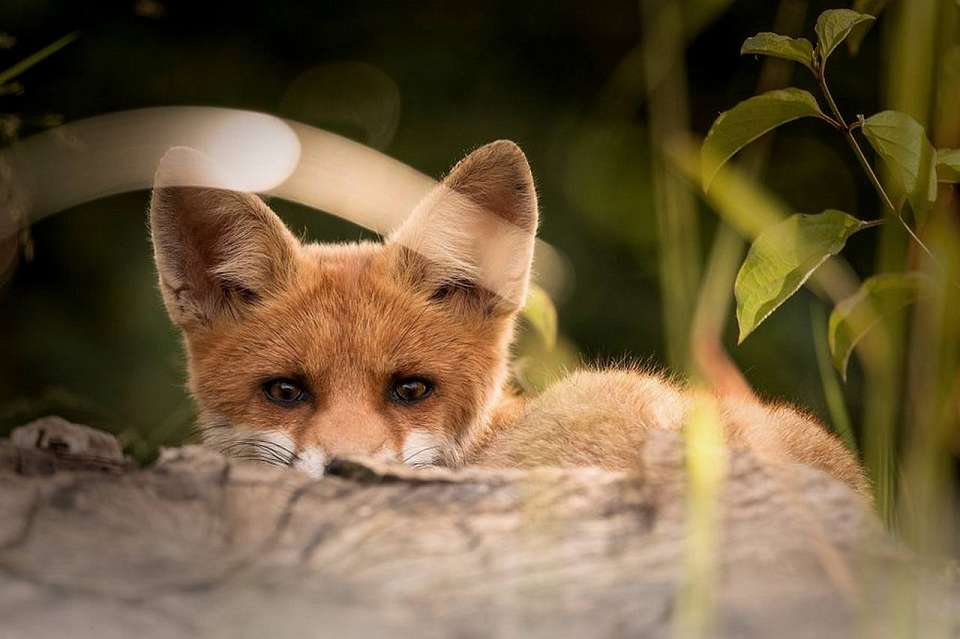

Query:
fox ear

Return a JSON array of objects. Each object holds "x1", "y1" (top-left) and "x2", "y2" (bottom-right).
[
  {"x1": 388, "y1": 140, "x2": 538, "y2": 313},
  {"x1": 149, "y1": 148, "x2": 300, "y2": 329}
]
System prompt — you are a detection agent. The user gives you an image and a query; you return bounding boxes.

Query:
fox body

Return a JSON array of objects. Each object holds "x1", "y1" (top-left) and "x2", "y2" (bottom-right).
[{"x1": 149, "y1": 141, "x2": 869, "y2": 495}]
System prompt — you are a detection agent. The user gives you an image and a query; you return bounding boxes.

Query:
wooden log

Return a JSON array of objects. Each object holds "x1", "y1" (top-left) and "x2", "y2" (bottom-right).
[{"x1": 0, "y1": 416, "x2": 956, "y2": 638}]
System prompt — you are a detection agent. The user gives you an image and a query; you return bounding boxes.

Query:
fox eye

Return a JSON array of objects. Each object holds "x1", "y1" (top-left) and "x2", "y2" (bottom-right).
[
  {"x1": 263, "y1": 378, "x2": 308, "y2": 406},
  {"x1": 390, "y1": 377, "x2": 433, "y2": 404}
]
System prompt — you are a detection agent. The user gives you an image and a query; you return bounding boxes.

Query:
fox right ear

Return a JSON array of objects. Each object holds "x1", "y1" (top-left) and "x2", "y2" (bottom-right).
[
  {"x1": 149, "y1": 148, "x2": 300, "y2": 329},
  {"x1": 388, "y1": 140, "x2": 538, "y2": 314}
]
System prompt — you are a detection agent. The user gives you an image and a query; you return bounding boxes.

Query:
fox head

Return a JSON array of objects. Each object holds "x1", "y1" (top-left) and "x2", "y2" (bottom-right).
[{"x1": 149, "y1": 141, "x2": 538, "y2": 476}]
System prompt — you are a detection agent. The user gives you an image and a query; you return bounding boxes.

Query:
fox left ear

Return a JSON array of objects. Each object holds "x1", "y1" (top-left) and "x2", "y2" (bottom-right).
[
  {"x1": 388, "y1": 140, "x2": 538, "y2": 314},
  {"x1": 148, "y1": 147, "x2": 300, "y2": 329}
]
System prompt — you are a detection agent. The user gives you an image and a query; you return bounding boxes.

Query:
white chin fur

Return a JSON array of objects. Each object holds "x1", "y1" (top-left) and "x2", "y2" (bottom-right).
[
  {"x1": 401, "y1": 430, "x2": 443, "y2": 467},
  {"x1": 199, "y1": 418, "x2": 299, "y2": 467},
  {"x1": 260, "y1": 430, "x2": 296, "y2": 454},
  {"x1": 293, "y1": 446, "x2": 328, "y2": 478}
]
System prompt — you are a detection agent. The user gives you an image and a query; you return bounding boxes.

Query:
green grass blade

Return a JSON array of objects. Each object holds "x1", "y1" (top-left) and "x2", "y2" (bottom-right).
[
  {"x1": 810, "y1": 302, "x2": 857, "y2": 454},
  {"x1": 0, "y1": 31, "x2": 79, "y2": 87}
]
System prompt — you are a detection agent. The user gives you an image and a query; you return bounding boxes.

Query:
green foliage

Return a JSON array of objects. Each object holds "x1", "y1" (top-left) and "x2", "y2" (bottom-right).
[
  {"x1": 810, "y1": 304, "x2": 856, "y2": 452},
  {"x1": 707, "y1": 6, "x2": 942, "y2": 357},
  {"x1": 740, "y1": 33, "x2": 814, "y2": 72},
  {"x1": 861, "y1": 111, "x2": 938, "y2": 224},
  {"x1": 814, "y1": 9, "x2": 874, "y2": 64},
  {"x1": 847, "y1": 0, "x2": 892, "y2": 54},
  {"x1": 734, "y1": 211, "x2": 876, "y2": 343},
  {"x1": 701, "y1": 88, "x2": 827, "y2": 191},
  {"x1": 708, "y1": 3, "x2": 960, "y2": 527},
  {"x1": 520, "y1": 284, "x2": 558, "y2": 351},
  {"x1": 936, "y1": 148, "x2": 960, "y2": 183},
  {"x1": 828, "y1": 273, "x2": 927, "y2": 381}
]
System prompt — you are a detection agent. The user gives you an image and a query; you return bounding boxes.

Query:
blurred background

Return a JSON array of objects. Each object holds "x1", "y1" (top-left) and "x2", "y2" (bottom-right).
[{"x1": 0, "y1": 0, "x2": 955, "y2": 510}]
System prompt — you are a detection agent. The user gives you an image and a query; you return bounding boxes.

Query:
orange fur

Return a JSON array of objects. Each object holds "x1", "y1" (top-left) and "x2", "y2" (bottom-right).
[{"x1": 149, "y1": 140, "x2": 870, "y2": 497}]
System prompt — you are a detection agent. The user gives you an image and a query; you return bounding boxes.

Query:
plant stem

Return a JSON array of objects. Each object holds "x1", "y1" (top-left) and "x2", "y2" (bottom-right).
[
  {"x1": 817, "y1": 112, "x2": 845, "y2": 131},
  {"x1": 818, "y1": 69, "x2": 942, "y2": 269},
  {"x1": 819, "y1": 72, "x2": 895, "y2": 212}
]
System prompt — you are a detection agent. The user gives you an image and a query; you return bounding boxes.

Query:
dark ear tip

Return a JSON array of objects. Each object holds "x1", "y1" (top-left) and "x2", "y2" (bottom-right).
[
  {"x1": 457, "y1": 139, "x2": 534, "y2": 190},
  {"x1": 483, "y1": 139, "x2": 524, "y2": 154},
  {"x1": 439, "y1": 139, "x2": 538, "y2": 232},
  {"x1": 478, "y1": 139, "x2": 529, "y2": 168}
]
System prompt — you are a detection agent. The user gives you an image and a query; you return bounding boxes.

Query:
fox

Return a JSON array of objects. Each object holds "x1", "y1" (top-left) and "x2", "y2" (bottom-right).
[{"x1": 148, "y1": 140, "x2": 870, "y2": 496}]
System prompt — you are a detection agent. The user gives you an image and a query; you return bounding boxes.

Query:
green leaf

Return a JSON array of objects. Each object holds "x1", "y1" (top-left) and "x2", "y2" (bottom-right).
[
  {"x1": 847, "y1": 0, "x2": 890, "y2": 55},
  {"x1": 735, "y1": 210, "x2": 876, "y2": 343},
  {"x1": 936, "y1": 148, "x2": 960, "y2": 183},
  {"x1": 861, "y1": 111, "x2": 937, "y2": 225},
  {"x1": 520, "y1": 284, "x2": 557, "y2": 350},
  {"x1": 740, "y1": 33, "x2": 815, "y2": 71},
  {"x1": 815, "y1": 9, "x2": 874, "y2": 64},
  {"x1": 702, "y1": 88, "x2": 827, "y2": 192},
  {"x1": 828, "y1": 273, "x2": 927, "y2": 379}
]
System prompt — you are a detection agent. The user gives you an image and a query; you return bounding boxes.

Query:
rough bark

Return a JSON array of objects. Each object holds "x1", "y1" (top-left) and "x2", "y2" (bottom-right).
[{"x1": 0, "y1": 416, "x2": 956, "y2": 638}]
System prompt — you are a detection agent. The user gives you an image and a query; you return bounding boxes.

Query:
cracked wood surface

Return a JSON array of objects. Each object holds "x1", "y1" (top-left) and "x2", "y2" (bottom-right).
[{"x1": 0, "y1": 417, "x2": 957, "y2": 638}]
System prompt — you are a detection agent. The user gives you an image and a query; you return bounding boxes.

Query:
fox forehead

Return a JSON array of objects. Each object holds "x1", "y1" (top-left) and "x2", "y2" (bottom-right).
[
  {"x1": 187, "y1": 240, "x2": 503, "y2": 382},
  {"x1": 299, "y1": 240, "x2": 381, "y2": 281}
]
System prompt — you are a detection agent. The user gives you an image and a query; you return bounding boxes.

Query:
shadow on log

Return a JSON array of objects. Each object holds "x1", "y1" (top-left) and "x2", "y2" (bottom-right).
[{"x1": 0, "y1": 416, "x2": 956, "y2": 638}]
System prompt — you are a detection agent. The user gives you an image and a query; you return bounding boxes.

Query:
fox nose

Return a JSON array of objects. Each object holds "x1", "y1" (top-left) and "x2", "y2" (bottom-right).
[
  {"x1": 292, "y1": 439, "x2": 396, "y2": 478},
  {"x1": 292, "y1": 401, "x2": 395, "y2": 477}
]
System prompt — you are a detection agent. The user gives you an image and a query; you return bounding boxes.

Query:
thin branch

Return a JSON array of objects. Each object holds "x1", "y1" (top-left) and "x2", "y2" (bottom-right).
[
  {"x1": 816, "y1": 111, "x2": 846, "y2": 131},
  {"x1": 818, "y1": 72, "x2": 896, "y2": 212},
  {"x1": 817, "y1": 69, "x2": 942, "y2": 269}
]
